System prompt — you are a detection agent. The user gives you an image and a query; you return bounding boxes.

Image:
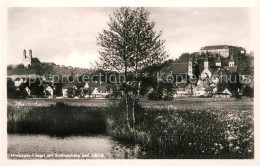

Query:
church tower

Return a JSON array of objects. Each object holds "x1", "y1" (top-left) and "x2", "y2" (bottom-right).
[
  {"x1": 22, "y1": 49, "x2": 32, "y2": 68},
  {"x1": 188, "y1": 57, "x2": 193, "y2": 76},
  {"x1": 215, "y1": 55, "x2": 221, "y2": 67},
  {"x1": 23, "y1": 49, "x2": 26, "y2": 59},
  {"x1": 229, "y1": 54, "x2": 235, "y2": 67},
  {"x1": 204, "y1": 54, "x2": 209, "y2": 69},
  {"x1": 29, "y1": 49, "x2": 32, "y2": 59}
]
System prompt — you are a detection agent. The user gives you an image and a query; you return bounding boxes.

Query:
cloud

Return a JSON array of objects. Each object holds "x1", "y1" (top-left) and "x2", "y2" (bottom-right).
[{"x1": 51, "y1": 51, "x2": 100, "y2": 68}]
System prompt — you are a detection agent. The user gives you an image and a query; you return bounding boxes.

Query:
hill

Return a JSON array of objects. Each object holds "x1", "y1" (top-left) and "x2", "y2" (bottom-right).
[{"x1": 7, "y1": 61, "x2": 92, "y2": 78}]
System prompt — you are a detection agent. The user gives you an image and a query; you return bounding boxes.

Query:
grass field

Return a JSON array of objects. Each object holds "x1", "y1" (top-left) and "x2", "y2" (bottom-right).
[
  {"x1": 7, "y1": 97, "x2": 254, "y2": 158},
  {"x1": 7, "y1": 97, "x2": 253, "y2": 109},
  {"x1": 7, "y1": 98, "x2": 110, "y2": 107}
]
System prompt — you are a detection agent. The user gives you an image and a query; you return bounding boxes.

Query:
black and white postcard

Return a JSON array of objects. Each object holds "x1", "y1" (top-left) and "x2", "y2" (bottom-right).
[{"x1": 0, "y1": 0, "x2": 259, "y2": 166}]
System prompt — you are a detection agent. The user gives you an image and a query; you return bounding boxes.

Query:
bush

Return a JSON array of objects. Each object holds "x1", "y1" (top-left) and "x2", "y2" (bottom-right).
[
  {"x1": 7, "y1": 65, "x2": 12, "y2": 70},
  {"x1": 243, "y1": 86, "x2": 254, "y2": 97},
  {"x1": 148, "y1": 90, "x2": 162, "y2": 101},
  {"x1": 163, "y1": 95, "x2": 173, "y2": 101},
  {"x1": 16, "y1": 64, "x2": 25, "y2": 69}
]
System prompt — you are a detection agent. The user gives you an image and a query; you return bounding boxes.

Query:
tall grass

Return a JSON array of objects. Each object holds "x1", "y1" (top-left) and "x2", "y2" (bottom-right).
[
  {"x1": 8, "y1": 102, "x2": 107, "y2": 136},
  {"x1": 106, "y1": 100, "x2": 254, "y2": 159}
]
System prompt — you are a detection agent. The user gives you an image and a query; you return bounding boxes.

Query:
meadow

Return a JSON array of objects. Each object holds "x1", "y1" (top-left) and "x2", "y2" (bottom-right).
[
  {"x1": 7, "y1": 98, "x2": 110, "y2": 107},
  {"x1": 7, "y1": 97, "x2": 254, "y2": 159},
  {"x1": 8, "y1": 97, "x2": 253, "y2": 109}
]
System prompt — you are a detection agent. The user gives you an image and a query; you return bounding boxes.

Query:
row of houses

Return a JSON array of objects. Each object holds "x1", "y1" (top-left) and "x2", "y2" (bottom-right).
[
  {"x1": 173, "y1": 85, "x2": 232, "y2": 98},
  {"x1": 10, "y1": 77, "x2": 110, "y2": 99}
]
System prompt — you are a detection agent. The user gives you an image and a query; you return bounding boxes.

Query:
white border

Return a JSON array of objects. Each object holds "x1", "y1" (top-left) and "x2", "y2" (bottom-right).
[{"x1": 0, "y1": 0, "x2": 259, "y2": 166}]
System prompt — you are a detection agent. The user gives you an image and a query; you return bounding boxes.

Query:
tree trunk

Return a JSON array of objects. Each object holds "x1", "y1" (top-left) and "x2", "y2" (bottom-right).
[
  {"x1": 132, "y1": 95, "x2": 136, "y2": 129},
  {"x1": 125, "y1": 89, "x2": 131, "y2": 129}
]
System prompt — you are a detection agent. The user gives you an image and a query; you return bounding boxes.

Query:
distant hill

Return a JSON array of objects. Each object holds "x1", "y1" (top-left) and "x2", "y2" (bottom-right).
[{"x1": 7, "y1": 61, "x2": 92, "y2": 77}]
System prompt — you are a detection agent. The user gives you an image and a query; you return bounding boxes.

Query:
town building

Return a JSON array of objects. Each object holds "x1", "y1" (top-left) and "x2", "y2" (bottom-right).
[{"x1": 162, "y1": 57, "x2": 193, "y2": 76}]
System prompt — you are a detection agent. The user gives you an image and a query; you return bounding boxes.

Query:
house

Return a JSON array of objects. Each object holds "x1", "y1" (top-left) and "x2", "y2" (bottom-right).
[
  {"x1": 173, "y1": 90, "x2": 187, "y2": 98},
  {"x1": 213, "y1": 93, "x2": 231, "y2": 98},
  {"x1": 84, "y1": 82, "x2": 89, "y2": 89},
  {"x1": 213, "y1": 88, "x2": 232, "y2": 98},
  {"x1": 62, "y1": 89, "x2": 68, "y2": 98},
  {"x1": 160, "y1": 57, "x2": 193, "y2": 78},
  {"x1": 193, "y1": 88, "x2": 206, "y2": 97},
  {"x1": 204, "y1": 86, "x2": 217, "y2": 97},
  {"x1": 43, "y1": 85, "x2": 54, "y2": 98},
  {"x1": 24, "y1": 86, "x2": 31, "y2": 96},
  {"x1": 91, "y1": 87, "x2": 109, "y2": 98},
  {"x1": 62, "y1": 83, "x2": 77, "y2": 98},
  {"x1": 82, "y1": 82, "x2": 90, "y2": 98},
  {"x1": 222, "y1": 88, "x2": 232, "y2": 95},
  {"x1": 173, "y1": 87, "x2": 192, "y2": 98}
]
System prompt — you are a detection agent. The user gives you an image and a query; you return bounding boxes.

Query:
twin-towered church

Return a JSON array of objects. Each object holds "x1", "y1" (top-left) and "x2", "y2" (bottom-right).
[{"x1": 22, "y1": 49, "x2": 32, "y2": 68}]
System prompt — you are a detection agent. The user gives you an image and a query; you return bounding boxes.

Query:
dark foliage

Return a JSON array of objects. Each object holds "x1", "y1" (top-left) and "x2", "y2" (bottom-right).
[{"x1": 8, "y1": 102, "x2": 107, "y2": 136}]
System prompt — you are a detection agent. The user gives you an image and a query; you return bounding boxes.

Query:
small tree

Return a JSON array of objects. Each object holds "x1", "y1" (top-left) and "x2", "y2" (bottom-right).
[{"x1": 97, "y1": 7, "x2": 168, "y2": 130}]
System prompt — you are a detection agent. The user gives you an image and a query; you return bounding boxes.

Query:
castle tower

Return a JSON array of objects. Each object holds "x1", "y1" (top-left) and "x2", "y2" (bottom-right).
[
  {"x1": 229, "y1": 54, "x2": 235, "y2": 67},
  {"x1": 215, "y1": 55, "x2": 221, "y2": 67},
  {"x1": 204, "y1": 54, "x2": 209, "y2": 69},
  {"x1": 188, "y1": 57, "x2": 193, "y2": 76}
]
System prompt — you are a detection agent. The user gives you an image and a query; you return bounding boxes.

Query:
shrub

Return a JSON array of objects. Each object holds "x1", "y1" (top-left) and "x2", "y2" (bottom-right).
[
  {"x1": 148, "y1": 90, "x2": 162, "y2": 101},
  {"x1": 243, "y1": 86, "x2": 254, "y2": 97}
]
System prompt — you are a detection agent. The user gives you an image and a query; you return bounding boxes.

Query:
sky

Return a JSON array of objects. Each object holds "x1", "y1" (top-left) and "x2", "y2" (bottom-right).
[{"x1": 7, "y1": 7, "x2": 252, "y2": 68}]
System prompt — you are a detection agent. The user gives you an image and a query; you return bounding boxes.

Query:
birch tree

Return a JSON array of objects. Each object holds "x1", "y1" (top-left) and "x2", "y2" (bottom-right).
[{"x1": 97, "y1": 7, "x2": 168, "y2": 130}]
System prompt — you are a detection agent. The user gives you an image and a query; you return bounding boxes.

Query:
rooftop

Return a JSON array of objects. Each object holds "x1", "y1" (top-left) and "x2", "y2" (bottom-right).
[
  {"x1": 216, "y1": 56, "x2": 221, "y2": 63},
  {"x1": 161, "y1": 63, "x2": 189, "y2": 74},
  {"x1": 224, "y1": 66, "x2": 237, "y2": 72},
  {"x1": 229, "y1": 54, "x2": 235, "y2": 62},
  {"x1": 200, "y1": 45, "x2": 239, "y2": 50}
]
